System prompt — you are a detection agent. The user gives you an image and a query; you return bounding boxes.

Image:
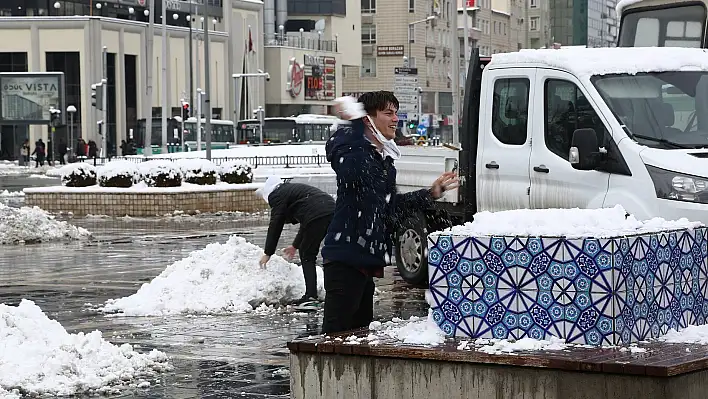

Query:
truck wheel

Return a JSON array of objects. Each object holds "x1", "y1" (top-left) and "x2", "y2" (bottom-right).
[{"x1": 395, "y1": 213, "x2": 429, "y2": 286}]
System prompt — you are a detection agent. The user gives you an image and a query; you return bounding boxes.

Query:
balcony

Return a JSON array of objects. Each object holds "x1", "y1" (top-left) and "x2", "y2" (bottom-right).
[
  {"x1": 457, "y1": 26, "x2": 480, "y2": 40},
  {"x1": 265, "y1": 33, "x2": 338, "y2": 52}
]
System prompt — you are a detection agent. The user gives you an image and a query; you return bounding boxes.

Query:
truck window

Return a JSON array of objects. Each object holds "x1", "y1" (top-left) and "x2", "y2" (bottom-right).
[
  {"x1": 544, "y1": 79, "x2": 608, "y2": 160},
  {"x1": 491, "y1": 78, "x2": 529, "y2": 145},
  {"x1": 618, "y1": 4, "x2": 705, "y2": 48}
]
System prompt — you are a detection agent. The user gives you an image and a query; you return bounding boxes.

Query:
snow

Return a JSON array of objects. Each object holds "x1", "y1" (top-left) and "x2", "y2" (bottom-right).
[
  {"x1": 137, "y1": 160, "x2": 182, "y2": 181},
  {"x1": 430, "y1": 205, "x2": 703, "y2": 239},
  {"x1": 58, "y1": 162, "x2": 96, "y2": 183},
  {"x1": 367, "y1": 311, "x2": 447, "y2": 346},
  {"x1": 96, "y1": 160, "x2": 139, "y2": 181},
  {"x1": 491, "y1": 47, "x2": 708, "y2": 79},
  {"x1": 0, "y1": 299, "x2": 171, "y2": 397},
  {"x1": 174, "y1": 158, "x2": 217, "y2": 179},
  {"x1": 659, "y1": 325, "x2": 708, "y2": 345},
  {"x1": 0, "y1": 190, "x2": 23, "y2": 197},
  {"x1": 100, "y1": 236, "x2": 324, "y2": 316},
  {"x1": 0, "y1": 202, "x2": 91, "y2": 244},
  {"x1": 149, "y1": 144, "x2": 325, "y2": 159},
  {"x1": 220, "y1": 160, "x2": 254, "y2": 177},
  {"x1": 23, "y1": 181, "x2": 263, "y2": 194},
  {"x1": 472, "y1": 337, "x2": 568, "y2": 354},
  {"x1": 616, "y1": 0, "x2": 643, "y2": 15}
]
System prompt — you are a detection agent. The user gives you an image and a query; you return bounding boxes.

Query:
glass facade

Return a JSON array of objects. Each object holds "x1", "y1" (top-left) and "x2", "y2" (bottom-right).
[
  {"x1": 551, "y1": 0, "x2": 617, "y2": 47},
  {"x1": 0, "y1": 52, "x2": 29, "y2": 160},
  {"x1": 287, "y1": 0, "x2": 346, "y2": 16}
]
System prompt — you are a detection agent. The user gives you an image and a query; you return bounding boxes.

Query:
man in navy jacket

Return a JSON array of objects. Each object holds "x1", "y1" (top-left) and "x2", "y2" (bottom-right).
[{"x1": 321, "y1": 91, "x2": 459, "y2": 334}]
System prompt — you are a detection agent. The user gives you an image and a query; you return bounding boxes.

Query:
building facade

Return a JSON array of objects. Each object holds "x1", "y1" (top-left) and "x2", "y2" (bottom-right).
[
  {"x1": 526, "y1": 0, "x2": 552, "y2": 49},
  {"x1": 260, "y1": 0, "x2": 360, "y2": 117},
  {"x1": 0, "y1": 0, "x2": 264, "y2": 160},
  {"x1": 550, "y1": 0, "x2": 618, "y2": 47},
  {"x1": 342, "y1": 0, "x2": 457, "y2": 128}
]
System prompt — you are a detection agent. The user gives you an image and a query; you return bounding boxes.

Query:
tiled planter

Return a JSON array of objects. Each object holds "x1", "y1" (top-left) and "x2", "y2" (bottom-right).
[{"x1": 428, "y1": 228, "x2": 708, "y2": 345}]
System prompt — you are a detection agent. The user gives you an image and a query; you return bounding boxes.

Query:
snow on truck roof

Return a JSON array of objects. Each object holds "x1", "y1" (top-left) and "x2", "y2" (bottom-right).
[
  {"x1": 615, "y1": 0, "x2": 644, "y2": 14},
  {"x1": 489, "y1": 47, "x2": 708, "y2": 78}
]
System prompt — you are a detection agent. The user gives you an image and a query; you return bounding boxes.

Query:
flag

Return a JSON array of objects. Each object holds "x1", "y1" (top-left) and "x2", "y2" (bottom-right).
[{"x1": 247, "y1": 28, "x2": 254, "y2": 53}]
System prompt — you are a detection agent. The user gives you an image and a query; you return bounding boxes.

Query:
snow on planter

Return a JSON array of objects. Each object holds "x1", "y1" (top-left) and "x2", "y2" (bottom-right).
[
  {"x1": 219, "y1": 160, "x2": 253, "y2": 184},
  {"x1": 0, "y1": 202, "x2": 91, "y2": 244},
  {"x1": 97, "y1": 160, "x2": 139, "y2": 188},
  {"x1": 0, "y1": 300, "x2": 171, "y2": 397},
  {"x1": 426, "y1": 205, "x2": 707, "y2": 346},
  {"x1": 60, "y1": 163, "x2": 97, "y2": 187},
  {"x1": 174, "y1": 158, "x2": 217, "y2": 185},
  {"x1": 100, "y1": 236, "x2": 324, "y2": 316},
  {"x1": 138, "y1": 160, "x2": 182, "y2": 187}
]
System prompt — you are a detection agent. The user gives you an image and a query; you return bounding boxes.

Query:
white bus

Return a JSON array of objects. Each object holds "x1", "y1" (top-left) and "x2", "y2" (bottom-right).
[
  {"x1": 173, "y1": 117, "x2": 236, "y2": 151},
  {"x1": 235, "y1": 114, "x2": 341, "y2": 144}
]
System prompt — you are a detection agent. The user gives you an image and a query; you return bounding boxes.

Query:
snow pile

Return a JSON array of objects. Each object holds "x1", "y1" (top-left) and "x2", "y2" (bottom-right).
[
  {"x1": 59, "y1": 163, "x2": 96, "y2": 186},
  {"x1": 471, "y1": 337, "x2": 568, "y2": 354},
  {"x1": 174, "y1": 158, "x2": 217, "y2": 180},
  {"x1": 0, "y1": 202, "x2": 91, "y2": 244},
  {"x1": 0, "y1": 300, "x2": 171, "y2": 397},
  {"x1": 367, "y1": 311, "x2": 446, "y2": 346},
  {"x1": 97, "y1": 160, "x2": 139, "y2": 182},
  {"x1": 658, "y1": 325, "x2": 708, "y2": 345},
  {"x1": 0, "y1": 190, "x2": 24, "y2": 197},
  {"x1": 492, "y1": 47, "x2": 708, "y2": 79},
  {"x1": 431, "y1": 205, "x2": 702, "y2": 239},
  {"x1": 100, "y1": 236, "x2": 323, "y2": 316},
  {"x1": 45, "y1": 167, "x2": 62, "y2": 178}
]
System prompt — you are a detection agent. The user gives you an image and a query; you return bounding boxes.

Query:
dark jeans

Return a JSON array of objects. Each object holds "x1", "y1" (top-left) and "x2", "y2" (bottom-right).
[
  {"x1": 321, "y1": 261, "x2": 375, "y2": 335},
  {"x1": 299, "y1": 215, "x2": 331, "y2": 298}
]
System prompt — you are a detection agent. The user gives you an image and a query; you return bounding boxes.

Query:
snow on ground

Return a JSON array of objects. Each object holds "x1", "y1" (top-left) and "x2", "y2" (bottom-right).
[
  {"x1": 0, "y1": 202, "x2": 91, "y2": 244},
  {"x1": 0, "y1": 161, "x2": 56, "y2": 177},
  {"x1": 0, "y1": 300, "x2": 171, "y2": 397},
  {"x1": 431, "y1": 205, "x2": 703, "y2": 239},
  {"x1": 659, "y1": 325, "x2": 708, "y2": 345},
  {"x1": 100, "y1": 236, "x2": 324, "y2": 316}
]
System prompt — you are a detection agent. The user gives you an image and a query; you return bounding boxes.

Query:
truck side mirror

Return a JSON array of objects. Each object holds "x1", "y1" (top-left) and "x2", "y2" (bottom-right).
[{"x1": 569, "y1": 128, "x2": 599, "y2": 170}]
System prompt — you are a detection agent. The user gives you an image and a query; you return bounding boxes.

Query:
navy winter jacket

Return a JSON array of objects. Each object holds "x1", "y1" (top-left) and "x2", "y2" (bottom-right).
[{"x1": 320, "y1": 119, "x2": 434, "y2": 269}]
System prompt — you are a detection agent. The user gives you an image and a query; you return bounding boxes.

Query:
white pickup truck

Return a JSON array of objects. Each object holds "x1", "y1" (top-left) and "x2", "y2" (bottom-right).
[{"x1": 393, "y1": 46, "x2": 708, "y2": 285}]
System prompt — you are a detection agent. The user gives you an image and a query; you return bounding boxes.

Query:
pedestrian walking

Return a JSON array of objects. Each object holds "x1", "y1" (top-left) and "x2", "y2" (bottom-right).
[
  {"x1": 320, "y1": 92, "x2": 458, "y2": 334},
  {"x1": 258, "y1": 176, "x2": 335, "y2": 309}
]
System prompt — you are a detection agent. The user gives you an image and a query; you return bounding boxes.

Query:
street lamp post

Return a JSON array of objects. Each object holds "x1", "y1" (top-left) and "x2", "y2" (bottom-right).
[
  {"x1": 67, "y1": 105, "x2": 76, "y2": 157},
  {"x1": 408, "y1": 16, "x2": 437, "y2": 65}
]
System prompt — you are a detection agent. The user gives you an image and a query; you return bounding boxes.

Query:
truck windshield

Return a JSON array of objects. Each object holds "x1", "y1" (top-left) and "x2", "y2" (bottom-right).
[
  {"x1": 618, "y1": 4, "x2": 706, "y2": 48},
  {"x1": 591, "y1": 71, "x2": 708, "y2": 149}
]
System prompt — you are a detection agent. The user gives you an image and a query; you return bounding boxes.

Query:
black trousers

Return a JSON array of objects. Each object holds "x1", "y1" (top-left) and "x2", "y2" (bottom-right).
[
  {"x1": 321, "y1": 261, "x2": 375, "y2": 334},
  {"x1": 298, "y1": 215, "x2": 331, "y2": 298}
]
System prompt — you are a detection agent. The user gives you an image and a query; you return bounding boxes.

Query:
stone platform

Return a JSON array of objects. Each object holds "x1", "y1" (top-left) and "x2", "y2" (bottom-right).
[
  {"x1": 23, "y1": 183, "x2": 268, "y2": 216},
  {"x1": 288, "y1": 329, "x2": 708, "y2": 399},
  {"x1": 427, "y1": 228, "x2": 708, "y2": 345}
]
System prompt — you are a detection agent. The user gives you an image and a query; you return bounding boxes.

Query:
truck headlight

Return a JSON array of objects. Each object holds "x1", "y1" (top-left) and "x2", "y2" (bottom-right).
[{"x1": 647, "y1": 165, "x2": 708, "y2": 203}]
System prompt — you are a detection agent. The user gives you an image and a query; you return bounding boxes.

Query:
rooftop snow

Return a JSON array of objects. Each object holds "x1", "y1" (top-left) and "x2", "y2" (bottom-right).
[
  {"x1": 490, "y1": 47, "x2": 708, "y2": 78},
  {"x1": 616, "y1": 0, "x2": 643, "y2": 15}
]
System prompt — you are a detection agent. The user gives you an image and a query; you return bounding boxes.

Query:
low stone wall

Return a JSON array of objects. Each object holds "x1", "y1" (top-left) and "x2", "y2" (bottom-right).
[{"x1": 24, "y1": 186, "x2": 269, "y2": 216}]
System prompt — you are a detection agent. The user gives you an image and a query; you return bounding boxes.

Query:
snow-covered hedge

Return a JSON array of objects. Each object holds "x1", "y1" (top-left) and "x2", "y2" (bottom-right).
[
  {"x1": 219, "y1": 161, "x2": 253, "y2": 184},
  {"x1": 138, "y1": 160, "x2": 182, "y2": 187},
  {"x1": 60, "y1": 163, "x2": 97, "y2": 187},
  {"x1": 175, "y1": 158, "x2": 217, "y2": 185},
  {"x1": 97, "y1": 160, "x2": 139, "y2": 188}
]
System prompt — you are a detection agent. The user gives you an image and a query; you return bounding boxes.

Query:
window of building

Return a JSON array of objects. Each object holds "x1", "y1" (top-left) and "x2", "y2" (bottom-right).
[
  {"x1": 530, "y1": 0, "x2": 538, "y2": 7},
  {"x1": 288, "y1": 0, "x2": 346, "y2": 16},
  {"x1": 409, "y1": 0, "x2": 415, "y2": 13},
  {"x1": 361, "y1": 0, "x2": 375, "y2": 13},
  {"x1": 530, "y1": 17, "x2": 539, "y2": 31},
  {"x1": 362, "y1": 23, "x2": 377, "y2": 44},
  {"x1": 409, "y1": 24, "x2": 415, "y2": 43},
  {"x1": 544, "y1": 79, "x2": 608, "y2": 160},
  {"x1": 46, "y1": 52, "x2": 82, "y2": 147},
  {"x1": 491, "y1": 78, "x2": 529, "y2": 145},
  {"x1": 361, "y1": 56, "x2": 376, "y2": 77}
]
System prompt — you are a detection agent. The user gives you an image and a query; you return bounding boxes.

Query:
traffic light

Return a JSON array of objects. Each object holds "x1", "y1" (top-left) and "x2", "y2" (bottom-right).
[
  {"x1": 408, "y1": 120, "x2": 418, "y2": 130},
  {"x1": 91, "y1": 82, "x2": 103, "y2": 110},
  {"x1": 49, "y1": 108, "x2": 61, "y2": 127},
  {"x1": 182, "y1": 101, "x2": 190, "y2": 120}
]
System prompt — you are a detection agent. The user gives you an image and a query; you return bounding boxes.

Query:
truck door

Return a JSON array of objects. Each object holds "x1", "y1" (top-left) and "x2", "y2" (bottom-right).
[
  {"x1": 529, "y1": 70, "x2": 610, "y2": 209},
  {"x1": 477, "y1": 69, "x2": 536, "y2": 212}
]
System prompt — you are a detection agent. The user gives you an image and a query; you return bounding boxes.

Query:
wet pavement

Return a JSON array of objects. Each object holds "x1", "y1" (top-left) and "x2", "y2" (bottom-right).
[{"x1": 0, "y1": 176, "x2": 427, "y2": 398}]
